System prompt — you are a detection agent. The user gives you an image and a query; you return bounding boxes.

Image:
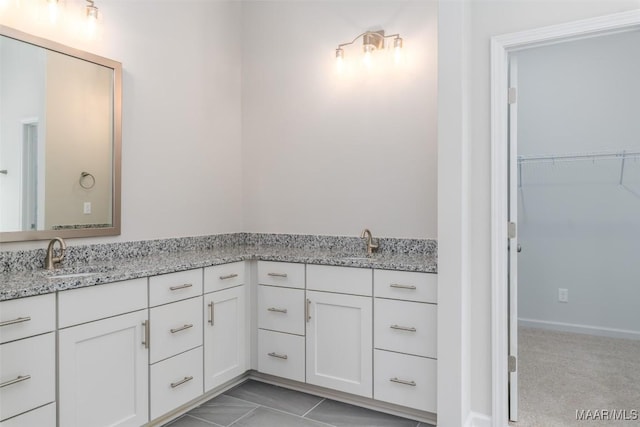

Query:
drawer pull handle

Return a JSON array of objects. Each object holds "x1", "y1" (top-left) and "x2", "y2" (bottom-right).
[
  {"x1": 0, "y1": 375, "x2": 31, "y2": 388},
  {"x1": 268, "y1": 272, "x2": 288, "y2": 278},
  {"x1": 390, "y1": 283, "x2": 416, "y2": 290},
  {"x1": 390, "y1": 377, "x2": 416, "y2": 387},
  {"x1": 267, "y1": 307, "x2": 288, "y2": 314},
  {"x1": 170, "y1": 324, "x2": 194, "y2": 334},
  {"x1": 169, "y1": 283, "x2": 192, "y2": 291},
  {"x1": 208, "y1": 302, "x2": 214, "y2": 326},
  {"x1": 390, "y1": 324, "x2": 417, "y2": 332},
  {"x1": 170, "y1": 376, "x2": 194, "y2": 388},
  {"x1": 219, "y1": 273, "x2": 239, "y2": 280},
  {"x1": 268, "y1": 352, "x2": 288, "y2": 360},
  {"x1": 142, "y1": 320, "x2": 150, "y2": 349},
  {"x1": 0, "y1": 316, "x2": 31, "y2": 327},
  {"x1": 306, "y1": 298, "x2": 311, "y2": 322}
]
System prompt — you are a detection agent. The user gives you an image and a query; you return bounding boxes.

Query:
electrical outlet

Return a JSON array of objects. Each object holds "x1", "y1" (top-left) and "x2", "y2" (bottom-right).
[
  {"x1": 558, "y1": 288, "x2": 568, "y2": 303},
  {"x1": 83, "y1": 202, "x2": 92, "y2": 214}
]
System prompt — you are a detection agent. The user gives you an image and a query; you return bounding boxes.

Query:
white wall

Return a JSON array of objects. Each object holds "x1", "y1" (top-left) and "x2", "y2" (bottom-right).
[
  {"x1": 241, "y1": 0, "x2": 438, "y2": 239},
  {"x1": 515, "y1": 31, "x2": 640, "y2": 337},
  {"x1": 460, "y1": 0, "x2": 640, "y2": 418},
  {"x1": 0, "y1": 0, "x2": 243, "y2": 250}
]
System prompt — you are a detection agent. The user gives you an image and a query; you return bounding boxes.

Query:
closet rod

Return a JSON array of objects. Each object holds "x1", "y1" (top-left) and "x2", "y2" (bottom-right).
[{"x1": 518, "y1": 150, "x2": 640, "y2": 164}]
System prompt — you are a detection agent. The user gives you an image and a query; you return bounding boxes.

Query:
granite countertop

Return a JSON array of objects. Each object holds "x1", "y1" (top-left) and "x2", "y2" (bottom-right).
[{"x1": 0, "y1": 245, "x2": 437, "y2": 301}]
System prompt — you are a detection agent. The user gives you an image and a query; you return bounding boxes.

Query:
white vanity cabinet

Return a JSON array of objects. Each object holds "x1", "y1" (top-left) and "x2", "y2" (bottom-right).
[
  {"x1": 256, "y1": 261, "x2": 306, "y2": 382},
  {"x1": 373, "y1": 270, "x2": 438, "y2": 413},
  {"x1": 203, "y1": 262, "x2": 248, "y2": 392},
  {"x1": 306, "y1": 265, "x2": 373, "y2": 398},
  {"x1": 149, "y1": 270, "x2": 204, "y2": 420},
  {"x1": 58, "y1": 279, "x2": 149, "y2": 427},
  {"x1": 0, "y1": 294, "x2": 56, "y2": 425}
]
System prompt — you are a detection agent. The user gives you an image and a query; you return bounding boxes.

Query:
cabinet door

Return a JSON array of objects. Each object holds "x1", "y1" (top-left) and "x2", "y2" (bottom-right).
[
  {"x1": 59, "y1": 310, "x2": 148, "y2": 427},
  {"x1": 203, "y1": 286, "x2": 247, "y2": 391},
  {"x1": 306, "y1": 290, "x2": 372, "y2": 397}
]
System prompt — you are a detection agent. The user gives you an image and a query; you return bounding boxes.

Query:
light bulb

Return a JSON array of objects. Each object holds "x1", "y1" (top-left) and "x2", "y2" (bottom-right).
[
  {"x1": 335, "y1": 48, "x2": 344, "y2": 73},
  {"x1": 393, "y1": 37, "x2": 403, "y2": 65},
  {"x1": 86, "y1": 4, "x2": 98, "y2": 37},
  {"x1": 363, "y1": 44, "x2": 375, "y2": 69},
  {"x1": 47, "y1": 0, "x2": 59, "y2": 24}
]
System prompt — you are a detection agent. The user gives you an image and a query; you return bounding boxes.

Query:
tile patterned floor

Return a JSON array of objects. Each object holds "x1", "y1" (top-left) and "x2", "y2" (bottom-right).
[{"x1": 164, "y1": 380, "x2": 434, "y2": 427}]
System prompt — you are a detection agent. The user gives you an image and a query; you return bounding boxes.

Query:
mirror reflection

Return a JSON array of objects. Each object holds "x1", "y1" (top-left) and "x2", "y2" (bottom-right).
[{"x1": 0, "y1": 27, "x2": 121, "y2": 242}]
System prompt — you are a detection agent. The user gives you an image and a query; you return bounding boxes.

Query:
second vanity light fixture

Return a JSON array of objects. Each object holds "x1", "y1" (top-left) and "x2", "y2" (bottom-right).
[
  {"x1": 335, "y1": 30, "x2": 403, "y2": 68},
  {"x1": 44, "y1": 0, "x2": 100, "y2": 31}
]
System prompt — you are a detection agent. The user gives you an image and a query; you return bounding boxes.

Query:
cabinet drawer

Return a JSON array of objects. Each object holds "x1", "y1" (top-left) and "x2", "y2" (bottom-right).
[
  {"x1": 150, "y1": 297, "x2": 203, "y2": 364},
  {"x1": 374, "y1": 270, "x2": 437, "y2": 303},
  {"x1": 0, "y1": 402, "x2": 56, "y2": 427},
  {"x1": 257, "y1": 329, "x2": 305, "y2": 382},
  {"x1": 374, "y1": 350, "x2": 436, "y2": 413},
  {"x1": 307, "y1": 264, "x2": 371, "y2": 296},
  {"x1": 150, "y1": 346, "x2": 204, "y2": 420},
  {"x1": 0, "y1": 294, "x2": 55, "y2": 344},
  {"x1": 257, "y1": 261, "x2": 305, "y2": 289},
  {"x1": 149, "y1": 269, "x2": 203, "y2": 307},
  {"x1": 374, "y1": 299, "x2": 436, "y2": 358},
  {"x1": 257, "y1": 286, "x2": 304, "y2": 335},
  {"x1": 204, "y1": 262, "x2": 245, "y2": 293},
  {"x1": 0, "y1": 333, "x2": 55, "y2": 421},
  {"x1": 59, "y1": 278, "x2": 147, "y2": 328}
]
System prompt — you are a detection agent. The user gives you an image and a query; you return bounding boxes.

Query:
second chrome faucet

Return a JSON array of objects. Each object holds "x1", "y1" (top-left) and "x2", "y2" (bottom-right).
[
  {"x1": 45, "y1": 237, "x2": 66, "y2": 270},
  {"x1": 361, "y1": 228, "x2": 379, "y2": 256}
]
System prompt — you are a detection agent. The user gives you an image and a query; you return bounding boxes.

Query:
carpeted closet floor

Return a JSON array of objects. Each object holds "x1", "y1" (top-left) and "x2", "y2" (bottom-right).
[{"x1": 514, "y1": 327, "x2": 640, "y2": 426}]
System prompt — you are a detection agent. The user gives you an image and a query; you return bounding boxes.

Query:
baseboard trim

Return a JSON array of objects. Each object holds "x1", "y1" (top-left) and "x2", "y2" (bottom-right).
[
  {"x1": 464, "y1": 411, "x2": 492, "y2": 427},
  {"x1": 519, "y1": 318, "x2": 640, "y2": 341}
]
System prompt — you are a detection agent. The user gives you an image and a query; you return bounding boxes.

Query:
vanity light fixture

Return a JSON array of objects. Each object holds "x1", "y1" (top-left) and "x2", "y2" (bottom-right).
[
  {"x1": 47, "y1": 0, "x2": 59, "y2": 24},
  {"x1": 85, "y1": 0, "x2": 98, "y2": 34},
  {"x1": 335, "y1": 30, "x2": 403, "y2": 69}
]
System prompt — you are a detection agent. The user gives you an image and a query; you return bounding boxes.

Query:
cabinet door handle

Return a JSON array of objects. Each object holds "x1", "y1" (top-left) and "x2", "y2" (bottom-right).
[
  {"x1": 267, "y1": 307, "x2": 287, "y2": 314},
  {"x1": 0, "y1": 316, "x2": 31, "y2": 327},
  {"x1": 170, "y1": 324, "x2": 193, "y2": 334},
  {"x1": 208, "y1": 302, "x2": 214, "y2": 326},
  {"x1": 390, "y1": 377, "x2": 416, "y2": 387},
  {"x1": 142, "y1": 320, "x2": 150, "y2": 348},
  {"x1": 390, "y1": 324, "x2": 417, "y2": 332},
  {"x1": 390, "y1": 283, "x2": 416, "y2": 290},
  {"x1": 306, "y1": 298, "x2": 311, "y2": 322},
  {"x1": 170, "y1": 376, "x2": 194, "y2": 388},
  {"x1": 268, "y1": 272, "x2": 288, "y2": 278},
  {"x1": 0, "y1": 375, "x2": 31, "y2": 388},
  {"x1": 219, "y1": 273, "x2": 238, "y2": 280},
  {"x1": 268, "y1": 352, "x2": 288, "y2": 360},
  {"x1": 169, "y1": 283, "x2": 192, "y2": 291}
]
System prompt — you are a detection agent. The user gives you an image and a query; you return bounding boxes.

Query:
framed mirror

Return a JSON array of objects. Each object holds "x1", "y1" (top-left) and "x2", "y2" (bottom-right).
[{"x1": 0, "y1": 25, "x2": 121, "y2": 242}]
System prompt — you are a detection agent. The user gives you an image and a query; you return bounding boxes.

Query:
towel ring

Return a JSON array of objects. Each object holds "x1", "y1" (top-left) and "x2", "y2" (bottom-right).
[{"x1": 79, "y1": 172, "x2": 95, "y2": 189}]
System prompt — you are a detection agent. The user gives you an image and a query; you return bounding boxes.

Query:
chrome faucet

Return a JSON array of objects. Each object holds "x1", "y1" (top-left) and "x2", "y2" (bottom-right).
[
  {"x1": 45, "y1": 237, "x2": 67, "y2": 270},
  {"x1": 360, "y1": 228, "x2": 379, "y2": 256}
]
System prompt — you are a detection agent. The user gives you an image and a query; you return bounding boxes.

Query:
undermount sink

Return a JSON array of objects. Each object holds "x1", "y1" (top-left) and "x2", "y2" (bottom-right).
[
  {"x1": 45, "y1": 265, "x2": 116, "y2": 279},
  {"x1": 341, "y1": 256, "x2": 374, "y2": 261},
  {"x1": 48, "y1": 272, "x2": 97, "y2": 279}
]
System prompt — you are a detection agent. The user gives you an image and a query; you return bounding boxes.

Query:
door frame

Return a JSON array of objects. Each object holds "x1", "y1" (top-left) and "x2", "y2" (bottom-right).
[{"x1": 490, "y1": 9, "x2": 640, "y2": 427}]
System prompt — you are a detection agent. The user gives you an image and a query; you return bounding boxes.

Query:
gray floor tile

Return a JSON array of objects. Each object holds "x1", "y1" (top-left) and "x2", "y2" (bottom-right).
[
  {"x1": 231, "y1": 407, "x2": 330, "y2": 427},
  {"x1": 225, "y1": 380, "x2": 324, "y2": 416},
  {"x1": 166, "y1": 414, "x2": 219, "y2": 427},
  {"x1": 188, "y1": 395, "x2": 259, "y2": 426},
  {"x1": 305, "y1": 399, "x2": 419, "y2": 427}
]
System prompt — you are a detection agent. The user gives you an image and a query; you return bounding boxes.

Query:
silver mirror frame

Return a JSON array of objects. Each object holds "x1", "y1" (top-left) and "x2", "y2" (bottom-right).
[{"x1": 0, "y1": 25, "x2": 121, "y2": 242}]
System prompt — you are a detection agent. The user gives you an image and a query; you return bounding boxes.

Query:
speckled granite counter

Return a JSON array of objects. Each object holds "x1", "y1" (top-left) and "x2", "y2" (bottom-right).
[{"x1": 0, "y1": 234, "x2": 437, "y2": 301}]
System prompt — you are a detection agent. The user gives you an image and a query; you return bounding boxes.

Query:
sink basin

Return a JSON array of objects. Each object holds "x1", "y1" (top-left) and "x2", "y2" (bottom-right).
[
  {"x1": 48, "y1": 272, "x2": 97, "y2": 279},
  {"x1": 45, "y1": 265, "x2": 116, "y2": 279},
  {"x1": 341, "y1": 256, "x2": 374, "y2": 261}
]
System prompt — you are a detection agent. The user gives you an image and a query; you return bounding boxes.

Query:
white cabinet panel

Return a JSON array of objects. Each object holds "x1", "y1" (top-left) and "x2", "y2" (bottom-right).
[
  {"x1": 59, "y1": 310, "x2": 148, "y2": 427},
  {"x1": 204, "y1": 286, "x2": 247, "y2": 392},
  {"x1": 0, "y1": 333, "x2": 55, "y2": 421},
  {"x1": 0, "y1": 294, "x2": 55, "y2": 344},
  {"x1": 0, "y1": 403, "x2": 56, "y2": 427},
  {"x1": 151, "y1": 346, "x2": 203, "y2": 420},
  {"x1": 374, "y1": 298, "x2": 437, "y2": 358},
  {"x1": 374, "y1": 270, "x2": 437, "y2": 303},
  {"x1": 59, "y1": 278, "x2": 147, "y2": 328},
  {"x1": 257, "y1": 285, "x2": 304, "y2": 336},
  {"x1": 150, "y1": 296, "x2": 203, "y2": 364},
  {"x1": 306, "y1": 290, "x2": 372, "y2": 397},
  {"x1": 258, "y1": 329, "x2": 305, "y2": 382},
  {"x1": 204, "y1": 262, "x2": 245, "y2": 293},
  {"x1": 374, "y1": 350, "x2": 436, "y2": 413},
  {"x1": 257, "y1": 261, "x2": 305, "y2": 289},
  {"x1": 307, "y1": 265, "x2": 372, "y2": 296},
  {"x1": 149, "y1": 269, "x2": 203, "y2": 307}
]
